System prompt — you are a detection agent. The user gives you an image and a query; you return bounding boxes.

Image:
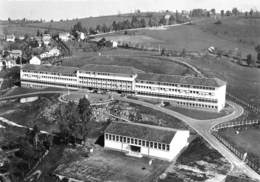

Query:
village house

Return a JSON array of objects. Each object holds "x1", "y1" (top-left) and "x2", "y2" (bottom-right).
[
  {"x1": 6, "y1": 34, "x2": 15, "y2": 42},
  {"x1": 42, "y1": 34, "x2": 51, "y2": 45},
  {"x1": 104, "y1": 121, "x2": 190, "y2": 161},
  {"x1": 29, "y1": 56, "x2": 41, "y2": 65},
  {"x1": 8, "y1": 50, "x2": 22, "y2": 59},
  {"x1": 59, "y1": 32, "x2": 70, "y2": 42}
]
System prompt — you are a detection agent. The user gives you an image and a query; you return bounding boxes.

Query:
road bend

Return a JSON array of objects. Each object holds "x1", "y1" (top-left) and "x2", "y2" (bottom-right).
[{"x1": 116, "y1": 96, "x2": 260, "y2": 181}]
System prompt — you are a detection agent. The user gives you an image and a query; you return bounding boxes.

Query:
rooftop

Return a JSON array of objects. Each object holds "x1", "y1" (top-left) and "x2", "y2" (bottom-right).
[
  {"x1": 80, "y1": 64, "x2": 141, "y2": 75},
  {"x1": 22, "y1": 64, "x2": 78, "y2": 75},
  {"x1": 105, "y1": 121, "x2": 177, "y2": 144},
  {"x1": 136, "y1": 73, "x2": 226, "y2": 87}
]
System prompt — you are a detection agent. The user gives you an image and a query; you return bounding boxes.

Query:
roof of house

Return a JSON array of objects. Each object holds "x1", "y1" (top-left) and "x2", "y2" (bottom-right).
[
  {"x1": 22, "y1": 64, "x2": 78, "y2": 75},
  {"x1": 136, "y1": 73, "x2": 226, "y2": 87},
  {"x1": 80, "y1": 64, "x2": 140, "y2": 75},
  {"x1": 105, "y1": 121, "x2": 177, "y2": 144}
]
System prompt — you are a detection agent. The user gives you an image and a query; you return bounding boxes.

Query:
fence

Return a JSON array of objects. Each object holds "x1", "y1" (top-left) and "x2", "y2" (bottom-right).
[
  {"x1": 227, "y1": 92, "x2": 260, "y2": 113},
  {"x1": 211, "y1": 119, "x2": 260, "y2": 131},
  {"x1": 211, "y1": 119, "x2": 260, "y2": 174}
]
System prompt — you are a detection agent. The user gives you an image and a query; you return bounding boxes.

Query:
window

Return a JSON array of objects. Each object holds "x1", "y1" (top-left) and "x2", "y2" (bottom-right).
[
  {"x1": 120, "y1": 136, "x2": 123, "y2": 142},
  {"x1": 135, "y1": 139, "x2": 137, "y2": 144},
  {"x1": 131, "y1": 138, "x2": 134, "y2": 144},
  {"x1": 166, "y1": 145, "x2": 170, "y2": 151},
  {"x1": 127, "y1": 138, "x2": 130, "y2": 143},
  {"x1": 123, "y1": 137, "x2": 126, "y2": 143},
  {"x1": 162, "y1": 144, "x2": 165, "y2": 150},
  {"x1": 146, "y1": 141, "x2": 149, "y2": 147},
  {"x1": 150, "y1": 142, "x2": 153, "y2": 148},
  {"x1": 154, "y1": 143, "x2": 157, "y2": 149},
  {"x1": 158, "y1": 143, "x2": 161, "y2": 149},
  {"x1": 112, "y1": 135, "x2": 115, "y2": 141},
  {"x1": 138, "y1": 140, "x2": 142, "y2": 145},
  {"x1": 105, "y1": 134, "x2": 108, "y2": 139},
  {"x1": 142, "y1": 140, "x2": 145, "y2": 146}
]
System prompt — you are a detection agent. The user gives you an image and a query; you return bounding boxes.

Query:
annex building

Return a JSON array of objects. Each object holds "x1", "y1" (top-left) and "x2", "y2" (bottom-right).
[
  {"x1": 104, "y1": 121, "x2": 190, "y2": 161},
  {"x1": 20, "y1": 64, "x2": 226, "y2": 112}
]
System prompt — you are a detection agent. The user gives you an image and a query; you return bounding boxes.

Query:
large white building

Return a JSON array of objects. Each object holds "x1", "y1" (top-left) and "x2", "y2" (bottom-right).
[
  {"x1": 20, "y1": 64, "x2": 226, "y2": 112},
  {"x1": 104, "y1": 121, "x2": 189, "y2": 161}
]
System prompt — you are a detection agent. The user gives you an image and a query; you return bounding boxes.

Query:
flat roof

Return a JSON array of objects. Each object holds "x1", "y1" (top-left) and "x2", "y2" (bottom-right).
[
  {"x1": 80, "y1": 64, "x2": 140, "y2": 75},
  {"x1": 136, "y1": 73, "x2": 226, "y2": 87},
  {"x1": 22, "y1": 64, "x2": 78, "y2": 75},
  {"x1": 105, "y1": 121, "x2": 177, "y2": 144}
]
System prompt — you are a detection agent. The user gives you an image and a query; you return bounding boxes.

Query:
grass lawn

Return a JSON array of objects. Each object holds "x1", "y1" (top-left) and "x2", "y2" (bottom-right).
[
  {"x1": 3, "y1": 87, "x2": 65, "y2": 98},
  {"x1": 1, "y1": 94, "x2": 60, "y2": 133},
  {"x1": 160, "y1": 137, "x2": 231, "y2": 182},
  {"x1": 218, "y1": 127, "x2": 260, "y2": 159},
  {"x1": 61, "y1": 48, "x2": 196, "y2": 76},
  {"x1": 55, "y1": 146, "x2": 169, "y2": 182}
]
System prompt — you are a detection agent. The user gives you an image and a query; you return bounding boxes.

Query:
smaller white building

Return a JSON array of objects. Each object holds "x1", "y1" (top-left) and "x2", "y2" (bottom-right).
[
  {"x1": 6, "y1": 34, "x2": 15, "y2": 42},
  {"x1": 29, "y1": 56, "x2": 41, "y2": 65},
  {"x1": 104, "y1": 121, "x2": 190, "y2": 161},
  {"x1": 42, "y1": 34, "x2": 51, "y2": 45},
  {"x1": 49, "y1": 47, "x2": 60, "y2": 56},
  {"x1": 111, "y1": 40, "x2": 118, "y2": 48},
  {"x1": 59, "y1": 32, "x2": 70, "y2": 42}
]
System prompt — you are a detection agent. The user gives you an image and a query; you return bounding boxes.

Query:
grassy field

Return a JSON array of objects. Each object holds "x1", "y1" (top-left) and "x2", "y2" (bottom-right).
[
  {"x1": 160, "y1": 137, "x2": 231, "y2": 182},
  {"x1": 55, "y1": 145, "x2": 169, "y2": 182},
  {"x1": 1, "y1": 94, "x2": 60, "y2": 133},
  {"x1": 218, "y1": 127, "x2": 260, "y2": 159},
  {"x1": 62, "y1": 48, "x2": 196, "y2": 76},
  {"x1": 108, "y1": 16, "x2": 260, "y2": 56},
  {"x1": 183, "y1": 54, "x2": 260, "y2": 107}
]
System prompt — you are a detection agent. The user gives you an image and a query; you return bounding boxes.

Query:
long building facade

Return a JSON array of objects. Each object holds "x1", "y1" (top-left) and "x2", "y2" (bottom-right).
[
  {"x1": 20, "y1": 64, "x2": 226, "y2": 112},
  {"x1": 104, "y1": 121, "x2": 190, "y2": 161}
]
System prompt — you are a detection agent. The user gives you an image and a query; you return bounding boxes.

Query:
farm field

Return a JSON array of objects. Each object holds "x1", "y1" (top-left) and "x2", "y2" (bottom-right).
[
  {"x1": 106, "y1": 16, "x2": 260, "y2": 56},
  {"x1": 55, "y1": 145, "x2": 169, "y2": 182},
  {"x1": 218, "y1": 127, "x2": 260, "y2": 159},
  {"x1": 61, "y1": 48, "x2": 196, "y2": 76},
  {"x1": 183, "y1": 54, "x2": 260, "y2": 108},
  {"x1": 159, "y1": 137, "x2": 231, "y2": 182}
]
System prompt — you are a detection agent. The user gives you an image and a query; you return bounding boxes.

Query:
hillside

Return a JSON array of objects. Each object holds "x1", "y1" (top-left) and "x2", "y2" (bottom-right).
[{"x1": 105, "y1": 16, "x2": 260, "y2": 56}]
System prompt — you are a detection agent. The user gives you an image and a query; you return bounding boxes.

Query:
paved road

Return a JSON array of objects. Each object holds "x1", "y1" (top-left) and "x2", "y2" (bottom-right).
[{"x1": 115, "y1": 96, "x2": 260, "y2": 181}]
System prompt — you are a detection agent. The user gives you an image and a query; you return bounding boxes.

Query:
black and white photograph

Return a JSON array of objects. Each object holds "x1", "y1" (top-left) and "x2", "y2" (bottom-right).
[{"x1": 0, "y1": 0, "x2": 260, "y2": 181}]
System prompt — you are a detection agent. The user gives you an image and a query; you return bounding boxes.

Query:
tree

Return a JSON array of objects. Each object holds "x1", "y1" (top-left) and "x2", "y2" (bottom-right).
[
  {"x1": 255, "y1": 45, "x2": 260, "y2": 62},
  {"x1": 140, "y1": 18, "x2": 146, "y2": 28},
  {"x1": 168, "y1": 15, "x2": 175, "y2": 25},
  {"x1": 232, "y1": 8, "x2": 239, "y2": 16},
  {"x1": 112, "y1": 21, "x2": 118, "y2": 31},
  {"x1": 221, "y1": 10, "x2": 225, "y2": 16},
  {"x1": 77, "y1": 97, "x2": 92, "y2": 145},
  {"x1": 246, "y1": 54, "x2": 256, "y2": 66},
  {"x1": 249, "y1": 9, "x2": 254, "y2": 16},
  {"x1": 8, "y1": 17, "x2": 11, "y2": 23},
  {"x1": 211, "y1": 8, "x2": 216, "y2": 15},
  {"x1": 56, "y1": 102, "x2": 81, "y2": 144},
  {"x1": 36, "y1": 29, "x2": 41, "y2": 37}
]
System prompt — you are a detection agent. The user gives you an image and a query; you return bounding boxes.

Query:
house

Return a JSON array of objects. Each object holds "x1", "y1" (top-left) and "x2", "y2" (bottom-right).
[
  {"x1": 59, "y1": 32, "x2": 70, "y2": 42},
  {"x1": 8, "y1": 50, "x2": 22, "y2": 59},
  {"x1": 29, "y1": 56, "x2": 41, "y2": 65},
  {"x1": 34, "y1": 37, "x2": 43, "y2": 47},
  {"x1": 6, "y1": 34, "x2": 15, "y2": 42},
  {"x1": 104, "y1": 121, "x2": 190, "y2": 161},
  {"x1": 111, "y1": 40, "x2": 118, "y2": 48},
  {"x1": 48, "y1": 47, "x2": 60, "y2": 57},
  {"x1": 42, "y1": 34, "x2": 51, "y2": 45},
  {"x1": 18, "y1": 35, "x2": 25, "y2": 40}
]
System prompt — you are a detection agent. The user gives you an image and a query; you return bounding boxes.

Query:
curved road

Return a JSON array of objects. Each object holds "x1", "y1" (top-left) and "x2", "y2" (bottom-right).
[
  {"x1": 0, "y1": 90, "x2": 260, "y2": 180},
  {"x1": 114, "y1": 96, "x2": 260, "y2": 181}
]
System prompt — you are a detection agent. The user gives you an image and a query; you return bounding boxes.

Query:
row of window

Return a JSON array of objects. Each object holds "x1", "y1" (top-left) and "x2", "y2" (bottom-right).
[
  {"x1": 177, "y1": 101, "x2": 218, "y2": 109},
  {"x1": 135, "y1": 85, "x2": 214, "y2": 96},
  {"x1": 105, "y1": 133, "x2": 170, "y2": 151},
  {"x1": 79, "y1": 82, "x2": 132, "y2": 89},
  {"x1": 22, "y1": 74, "x2": 77, "y2": 82},
  {"x1": 22, "y1": 70, "x2": 76, "y2": 77},
  {"x1": 79, "y1": 77, "x2": 132, "y2": 84},
  {"x1": 137, "y1": 91, "x2": 218, "y2": 103},
  {"x1": 137, "y1": 80, "x2": 215, "y2": 90},
  {"x1": 21, "y1": 80, "x2": 78, "y2": 88}
]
